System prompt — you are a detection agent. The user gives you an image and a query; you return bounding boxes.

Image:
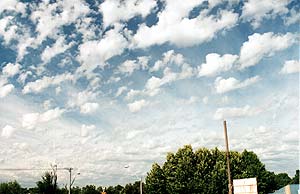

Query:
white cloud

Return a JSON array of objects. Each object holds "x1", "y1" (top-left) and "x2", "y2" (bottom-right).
[
  {"x1": 2, "y1": 63, "x2": 21, "y2": 77},
  {"x1": 214, "y1": 105, "x2": 262, "y2": 120},
  {"x1": 118, "y1": 57, "x2": 149, "y2": 75},
  {"x1": 0, "y1": 84, "x2": 14, "y2": 98},
  {"x1": 241, "y1": 0, "x2": 288, "y2": 28},
  {"x1": 23, "y1": 73, "x2": 74, "y2": 94},
  {"x1": 77, "y1": 27, "x2": 128, "y2": 78},
  {"x1": 284, "y1": 8, "x2": 300, "y2": 26},
  {"x1": 125, "y1": 89, "x2": 142, "y2": 100},
  {"x1": 128, "y1": 99, "x2": 149, "y2": 113},
  {"x1": 202, "y1": 96, "x2": 209, "y2": 104},
  {"x1": 80, "y1": 102, "x2": 99, "y2": 114},
  {"x1": 30, "y1": 0, "x2": 90, "y2": 45},
  {"x1": 198, "y1": 53, "x2": 238, "y2": 76},
  {"x1": 116, "y1": 86, "x2": 128, "y2": 97},
  {"x1": 21, "y1": 113, "x2": 40, "y2": 130},
  {"x1": 99, "y1": 0, "x2": 157, "y2": 27},
  {"x1": 17, "y1": 71, "x2": 32, "y2": 85},
  {"x1": 1, "y1": 125, "x2": 15, "y2": 138},
  {"x1": 215, "y1": 76, "x2": 260, "y2": 93},
  {"x1": 41, "y1": 36, "x2": 73, "y2": 64},
  {"x1": 68, "y1": 90, "x2": 98, "y2": 108},
  {"x1": 22, "y1": 108, "x2": 65, "y2": 129},
  {"x1": 0, "y1": 16, "x2": 18, "y2": 44},
  {"x1": 39, "y1": 108, "x2": 65, "y2": 123},
  {"x1": 0, "y1": 0, "x2": 26, "y2": 14},
  {"x1": 0, "y1": 77, "x2": 14, "y2": 98},
  {"x1": 239, "y1": 32, "x2": 296, "y2": 69},
  {"x1": 132, "y1": 0, "x2": 238, "y2": 48},
  {"x1": 150, "y1": 50, "x2": 184, "y2": 72},
  {"x1": 280, "y1": 60, "x2": 300, "y2": 74},
  {"x1": 81, "y1": 124, "x2": 96, "y2": 137}
]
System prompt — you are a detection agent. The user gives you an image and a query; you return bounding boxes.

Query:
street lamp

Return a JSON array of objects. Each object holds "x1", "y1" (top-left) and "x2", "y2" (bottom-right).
[
  {"x1": 124, "y1": 165, "x2": 143, "y2": 194},
  {"x1": 63, "y1": 168, "x2": 80, "y2": 194}
]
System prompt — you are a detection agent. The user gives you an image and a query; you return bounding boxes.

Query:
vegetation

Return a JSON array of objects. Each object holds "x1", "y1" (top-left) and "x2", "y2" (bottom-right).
[{"x1": 0, "y1": 145, "x2": 298, "y2": 194}]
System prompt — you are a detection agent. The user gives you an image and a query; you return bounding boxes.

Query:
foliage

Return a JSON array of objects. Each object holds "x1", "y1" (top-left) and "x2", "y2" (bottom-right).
[
  {"x1": 0, "y1": 181, "x2": 24, "y2": 194},
  {"x1": 81, "y1": 185, "x2": 98, "y2": 194},
  {"x1": 145, "y1": 163, "x2": 166, "y2": 194},
  {"x1": 274, "y1": 173, "x2": 292, "y2": 189},
  {"x1": 291, "y1": 170, "x2": 299, "y2": 184},
  {"x1": 36, "y1": 172, "x2": 58, "y2": 194},
  {"x1": 145, "y1": 145, "x2": 283, "y2": 194}
]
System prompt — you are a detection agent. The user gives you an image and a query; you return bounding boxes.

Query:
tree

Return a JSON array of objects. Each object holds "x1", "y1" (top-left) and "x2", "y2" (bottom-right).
[
  {"x1": 145, "y1": 163, "x2": 166, "y2": 194},
  {"x1": 81, "y1": 185, "x2": 98, "y2": 194},
  {"x1": 274, "y1": 173, "x2": 292, "y2": 189},
  {"x1": 163, "y1": 145, "x2": 197, "y2": 194},
  {"x1": 0, "y1": 181, "x2": 24, "y2": 194},
  {"x1": 145, "y1": 145, "x2": 279, "y2": 194},
  {"x1": 291, "y1": 170, "x2": 299, "y2": 184},
  {"x1": 36, "y1": 172, "x2": 58, "y2": 194}
]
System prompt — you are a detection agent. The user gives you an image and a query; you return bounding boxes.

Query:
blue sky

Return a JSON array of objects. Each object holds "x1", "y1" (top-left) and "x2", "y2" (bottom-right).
[{"x1": 0, "y1": 0, "x2": 299, "y2": 187}]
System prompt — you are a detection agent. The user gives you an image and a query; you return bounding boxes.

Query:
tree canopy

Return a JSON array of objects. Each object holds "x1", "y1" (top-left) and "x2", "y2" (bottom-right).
[{"x1": 145, "y1": 145, "x2": 296, "y2": 194}]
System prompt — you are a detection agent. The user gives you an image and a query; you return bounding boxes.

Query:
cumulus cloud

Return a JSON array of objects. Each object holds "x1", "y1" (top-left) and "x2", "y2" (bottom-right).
[
  {"x1": 128, "y1": 99, "x2": 149, "y2": 113},
  {"x1": 22, "y1": 108, "x2": 65, "y2": 129},
  {"x1": 0, "y1": 0, "x2": 26, "y2": 14},
  {"x1": 2, "y1": 63, "x2": 21, "y2": 77},
  {"x1": 30, "y1": 0, "x2": 90, "y2": 45},
  {"x1": 214, "y1": 105, "x2": 262, "y2": 120},
  {"x1": 241, "y1": 0, "x2": 289, "y2": 28},
  {"x1": 118, "y1": 56, "x2": 149, "y2": 75},
  {"x1": 0, "y1": 84, "x2": 14, "y2": 98},
  {"x1": 77, "y1": 27, "x2": 128, "y2": 78},
  {"x1": 280, "y1": 60, "x2": 300, "y2": 74},
  {"x1": 116, "y1": 86, "x2": 128, "y2": 97},
  {"x1": 81, "y1": 124, "x2": 96, "y2": 137},
  {"x1": 239, "y1": 32, "x2": 296, "y2": 69},
  {"x1": 80, "y1": 102, "x2": 99, "y2": 114},
  {"x1": 22, "y1": 73, "x2": 74, "y2": 94},
  {"x1": 17, "y1": 71, "x2": 32, "y2": 85},
  {"x1": 1, "y1": 125, "x2": 15, "y2": 138},
  {"x1": 198, "y1": 53, "x2": 238, "y2": 77},
  {"x1": 132, "y1": 0, "x2": 238, "y2": 48},
  {"x1": 284, "y1": 8, "x2": 300, "y2": 26},
  {"x1": 150, "y1": 50, "x2": 184, "y2": 72},
  {"x1": 0, "y1": 16, "x2": 19, "y2": 44},
  {"x1": 215, "y1": 76, "x2": 260, "y2": 93},
  {"x1": 99, "y1": 0, "x2": 157, "y2": 27},
  {"x1": 68, "y1": 90, "x2": 98, "y2": 108},
  {"x1": 41, "y1": 36, "x2": 73, "y2": 64}
]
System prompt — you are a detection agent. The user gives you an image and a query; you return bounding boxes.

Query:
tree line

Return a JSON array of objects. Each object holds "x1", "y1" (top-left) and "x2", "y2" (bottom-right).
[{"x1": 0, "y1": 145, "x2": 299, "y2": 194}]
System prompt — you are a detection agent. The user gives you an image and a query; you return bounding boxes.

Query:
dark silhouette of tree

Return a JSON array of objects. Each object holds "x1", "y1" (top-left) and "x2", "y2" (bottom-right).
[
  {"x1": 36, "y1": 172, "x2": 58, "y2": 194},
  {"x1": 0, "y1": 181, "x2": 24, "y2": 194},
  {"x1": 291, "y1": 170, "x2": 299, "y2": 184}
]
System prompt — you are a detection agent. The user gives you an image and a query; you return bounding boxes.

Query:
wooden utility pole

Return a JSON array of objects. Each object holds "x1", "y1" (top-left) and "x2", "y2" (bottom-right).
[{"x1": 223, "y1": 120, "x2": 233, "y2": 194}]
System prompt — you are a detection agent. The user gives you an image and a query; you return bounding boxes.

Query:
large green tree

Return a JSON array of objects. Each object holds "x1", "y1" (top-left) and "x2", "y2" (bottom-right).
[
  {"x1": 145, "y1": 145, "x2": 280, "y2": 194},
  {"x1": 145, "y1": 163, "x2": 166, "y2": 194}
]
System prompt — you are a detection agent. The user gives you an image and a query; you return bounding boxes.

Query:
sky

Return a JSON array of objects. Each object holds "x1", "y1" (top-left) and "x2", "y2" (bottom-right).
[{"x1": 0, "y1": 0, "x2": 299, "y2": 187}]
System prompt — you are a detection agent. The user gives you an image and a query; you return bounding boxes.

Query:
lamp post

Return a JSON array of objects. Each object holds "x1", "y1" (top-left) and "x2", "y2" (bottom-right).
[
  {"x1": 62, "y1": 168, "x2": 80, "y2": 194},
  {"x1": 124, "y1": 165, "x2": 143, "y2": 194}
]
